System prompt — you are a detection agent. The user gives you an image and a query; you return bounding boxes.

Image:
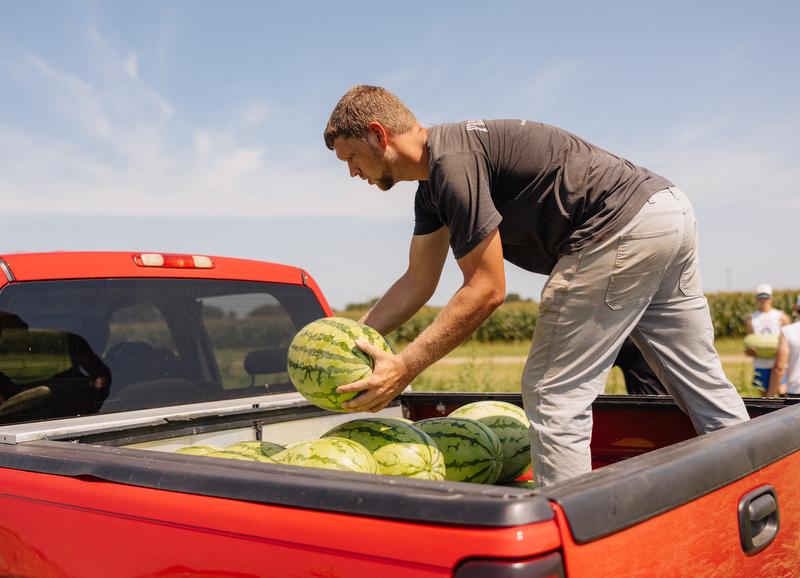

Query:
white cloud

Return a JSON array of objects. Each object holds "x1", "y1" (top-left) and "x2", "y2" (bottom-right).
[
  {"x1": 0, "y1": 120, "x2": 412, "y2": 218},
  {"x1": 637, "y1": 118, "x2": 800, "y2": 212},
  {"x1": 1, "y1": 35, "x2": 411, "y2": 220},
  {"x1": 27, "y1": 54, "x2": 113, "y2": 138},
  {"x1": 241, "y1": 101, "x2": 271, "y2": 126},
  {"x1": 124, "y1": 52, "x2": 139, "y2": 81}
]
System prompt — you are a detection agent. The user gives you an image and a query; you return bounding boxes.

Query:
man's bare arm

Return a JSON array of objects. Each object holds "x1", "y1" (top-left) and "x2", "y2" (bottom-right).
[
  {"x1": 767, "y1": 335, "x2": 789, "y2": 397},
  {"x1": 398, "y1": 228, "x2": 506, "y2": 380},
  {"x1": 359, "y1": 227, "x2": 450, "y2": 335},
  {"x1": 338, "y1": 228, "x2": 506, "y2": 412},
  {"x1": 744, "y1": 317, "x2": 755, "y2": 357}
]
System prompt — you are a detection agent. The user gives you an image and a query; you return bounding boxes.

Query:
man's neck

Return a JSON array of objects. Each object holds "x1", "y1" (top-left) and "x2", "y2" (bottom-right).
[{"x1": 393, "y1": 125, "x2": 430, "y2": 182}]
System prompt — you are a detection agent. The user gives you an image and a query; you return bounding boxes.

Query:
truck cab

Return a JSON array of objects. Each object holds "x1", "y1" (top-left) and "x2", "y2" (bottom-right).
[{"x1": 0, "y1": 251, "x2": 329, "y2": 423}]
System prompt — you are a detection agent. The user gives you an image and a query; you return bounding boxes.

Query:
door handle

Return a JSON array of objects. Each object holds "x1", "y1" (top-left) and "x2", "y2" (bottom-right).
[{"x1": 738, "y1": 485, "x2": 779, "y2": 555}]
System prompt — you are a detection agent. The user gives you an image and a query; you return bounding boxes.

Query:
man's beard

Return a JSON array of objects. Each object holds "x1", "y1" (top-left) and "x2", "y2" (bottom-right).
[
  {"x1": 369, "y1": 144, "x2": 395, "y2": 191},
  {"x1": 375, "y1": 170, "x2": 395, "y2": 191}
]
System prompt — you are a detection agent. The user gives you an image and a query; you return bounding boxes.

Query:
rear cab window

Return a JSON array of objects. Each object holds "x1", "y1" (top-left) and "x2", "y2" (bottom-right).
[{"x1": 0, "y1": 278, "x2": 325, "y2": 424}]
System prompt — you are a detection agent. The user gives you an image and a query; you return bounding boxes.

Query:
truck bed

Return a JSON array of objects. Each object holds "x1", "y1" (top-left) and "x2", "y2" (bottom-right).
[{"x1": 2, "y1": 391, "x2": 799, "y2": 577}]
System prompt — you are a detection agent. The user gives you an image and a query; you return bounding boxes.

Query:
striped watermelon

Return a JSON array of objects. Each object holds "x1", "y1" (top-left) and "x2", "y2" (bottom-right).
[
  {"x1": 744, "y1": 333, "x2": 779, "y2": 359},
  {"x1": 416, "y1": 417, "x2": 503, "y2": 484},
  {"x1": 225, "y1": 441, "x2": 285, "y2": 458},
  {"x1": 322, "y1": 417, "x2": 445, "y2": 480},
  {"x1": 175, "y1": 445, "x2": 219, "y2": 456},
  {"x1": 0, "y1": 385, "x2": 53, "y2": 418},
  {"x1": 205, "y1": 450, "x2": 269, "y2": 462},
  {"x1": 449, "y1": 401, "x2": 531, "y2": 483},
  {"x1": 272, "y1": 437, "x2": 379, "y2": 474},
  {"x1": 287, "y1": 317, "x2": 392, "y2": 411}
]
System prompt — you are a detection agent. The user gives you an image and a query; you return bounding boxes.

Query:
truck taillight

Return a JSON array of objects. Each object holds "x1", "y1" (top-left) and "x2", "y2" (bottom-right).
[
  {"x1": 133, "y1": 253, "x2": 215, "y2": 269},
  {"x1": 454, "y1": 552, "x2": 564, "y2": 578}
]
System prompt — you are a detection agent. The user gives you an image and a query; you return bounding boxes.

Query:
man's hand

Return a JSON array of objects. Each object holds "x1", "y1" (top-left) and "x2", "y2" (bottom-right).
[{"x1": 336, "y1": 340, "x2": 412, "y2": 413}]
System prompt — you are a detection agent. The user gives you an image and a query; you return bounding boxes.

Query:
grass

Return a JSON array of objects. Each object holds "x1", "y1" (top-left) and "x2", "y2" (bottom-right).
[
  {"x1": 406, "y1": 337, "x2": 763, "y2": 398},
  {"x1": 1, "y1": 337, "x2": 759, "y2": 399}
]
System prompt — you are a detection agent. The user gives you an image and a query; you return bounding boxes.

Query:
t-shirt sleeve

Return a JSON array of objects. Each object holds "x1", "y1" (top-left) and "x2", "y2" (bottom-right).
[
  {"x1": 413, "y1": 181, "x2": 444, "y2": 236},
  {"x1": 429, "y1": 150, "x2": 502, "y2": 259}
]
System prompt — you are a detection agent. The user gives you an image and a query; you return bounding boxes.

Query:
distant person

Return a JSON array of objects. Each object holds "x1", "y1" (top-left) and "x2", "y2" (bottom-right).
[
  {"x1": 767, "y1": 297, "x2": 800, "y2": 397},
  {"x1": 744, "y1": 284, "x2": 790, "y2": 393},
  {"x1": 613, "y1": 337, "x2": 668, "y2": 395}
]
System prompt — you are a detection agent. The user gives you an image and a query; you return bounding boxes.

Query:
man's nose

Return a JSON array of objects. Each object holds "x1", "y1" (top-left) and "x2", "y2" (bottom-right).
[{"x1": 348, "y1": 161, "x2": 359, "y2": 178}]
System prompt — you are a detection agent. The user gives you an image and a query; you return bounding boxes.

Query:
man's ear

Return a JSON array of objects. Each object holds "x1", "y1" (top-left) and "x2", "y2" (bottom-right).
[{"x1": 367, "y1": 121, "x2": 390, "y2": 149}]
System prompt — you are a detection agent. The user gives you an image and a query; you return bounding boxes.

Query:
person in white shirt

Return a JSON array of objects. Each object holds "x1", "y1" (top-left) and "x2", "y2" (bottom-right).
[
  {"x1": 745, "y1": 284, "x2": 790, "y2": 394},
  {"x1": 768, "y1": 297, "x2": 800, "y2": 397}
]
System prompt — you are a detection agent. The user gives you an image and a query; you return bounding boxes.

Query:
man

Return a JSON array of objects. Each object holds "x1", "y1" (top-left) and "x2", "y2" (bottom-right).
[
  {"x1": 324, "y1": 85, "x2": 749, "y2": 486},
  {"x1": 767, "y1": 297, "x2": 800, "y2": 397},
  {"x1": 744, "y1": 284, "x2": 790, "y2": 393}
]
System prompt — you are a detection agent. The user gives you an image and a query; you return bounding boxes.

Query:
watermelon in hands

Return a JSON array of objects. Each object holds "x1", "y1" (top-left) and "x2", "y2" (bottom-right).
[{"x1": 287, "y1": 317, "x2": 392, "y2": 412}]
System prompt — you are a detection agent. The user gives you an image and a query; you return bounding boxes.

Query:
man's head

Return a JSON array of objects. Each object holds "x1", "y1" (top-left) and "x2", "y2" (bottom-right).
[{"x1": 324, "y1": 85, "x2": 419, "y2": 191}]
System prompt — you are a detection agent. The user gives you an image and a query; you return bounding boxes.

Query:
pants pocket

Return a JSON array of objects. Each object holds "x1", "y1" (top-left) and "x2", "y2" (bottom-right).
[
  {"x1": 679, "y1": 221, "x2": 702, "y2": 297},
  {"x1": 605, "y1": 228, "x2": 678, "y2": 310}
]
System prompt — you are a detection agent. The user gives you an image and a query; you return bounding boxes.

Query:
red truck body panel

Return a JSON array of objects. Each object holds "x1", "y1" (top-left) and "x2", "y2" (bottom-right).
[
  {"x1": 556, "y1": 451, "x2": 800, "y2": 577},
  {"x1": 0, "y1": 468, "x2": 561, "y2": 578}
]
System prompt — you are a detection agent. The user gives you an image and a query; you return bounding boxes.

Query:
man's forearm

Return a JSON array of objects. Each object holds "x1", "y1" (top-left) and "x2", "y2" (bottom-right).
[
  {"x1": 767, "y1": 366, "x2": 785, "y2": 397},
  {"x1": 398, "y1": 283, "x2": 502, "y2": 380},
  {"x1": 360, "y1": 274, "x2": 433, "y2": 335}
]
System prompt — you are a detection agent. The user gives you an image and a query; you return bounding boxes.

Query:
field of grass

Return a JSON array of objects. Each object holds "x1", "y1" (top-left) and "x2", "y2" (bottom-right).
[
  {"x1": 0, "y1": 337, "x2": 758, "y2": 399},
  {"x1": 405, "y1": 337, "x2": 762, "y2": 398}
]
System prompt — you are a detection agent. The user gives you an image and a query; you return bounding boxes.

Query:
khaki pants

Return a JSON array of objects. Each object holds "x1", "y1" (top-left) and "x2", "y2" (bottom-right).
[{"x1": 522, "y1": 188, "x2": 750, "y2": 487}]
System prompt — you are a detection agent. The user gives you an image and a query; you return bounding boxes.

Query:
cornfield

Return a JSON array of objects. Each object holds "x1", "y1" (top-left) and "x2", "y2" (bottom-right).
[{"x1": 338, "y1": 289, "x2": 799, "y2": 344}]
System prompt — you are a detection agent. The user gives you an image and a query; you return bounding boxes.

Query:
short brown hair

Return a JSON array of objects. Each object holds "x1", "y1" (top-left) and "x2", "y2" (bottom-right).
[{"x1": 324, "y1": 85, "x2": 417, "y2": 150}]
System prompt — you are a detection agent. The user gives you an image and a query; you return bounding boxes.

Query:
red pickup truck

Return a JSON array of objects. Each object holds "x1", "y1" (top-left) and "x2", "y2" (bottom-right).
[{"x1": 0, "y1": 251, "x2": 797, "y2": 577}]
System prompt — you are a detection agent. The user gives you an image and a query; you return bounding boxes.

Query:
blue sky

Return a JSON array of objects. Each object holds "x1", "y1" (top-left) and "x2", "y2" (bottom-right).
[{"x1": 1, "y1": 1, "x2": 798, "y2": 309}]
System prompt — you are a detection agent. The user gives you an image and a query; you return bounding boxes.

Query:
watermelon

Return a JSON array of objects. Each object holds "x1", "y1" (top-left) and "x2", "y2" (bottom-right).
[
  {"x1": 322, "y1": 417, "x2": 445, "y2": 480},
  {"x1": 287, "y1": 317, "x2": 392, "y2": 411},
  {"x1": 0, "y1": 385, "x2": 53, "y2": 417},
  {"x1": 271, "y1": 437, "x2": 379, "y2": 474},
  {"x1": 393, "y1": 417, "x2": 415, "y2": 424},
  {"x1": 416, "y1": 417, "x2": 503, "y2": 484},
  {"x1": 744, "y1": 333, "x2": 779, "y2": 359},
  {"x1": 175, "y1": 445, "x2": 219, "y2": 456},
  {"x1": 225, "y1": 441, "x2": 285, "y2": 458},
  {"x1": 205, "y1": 450, "x2": 266, "y2": 462},
  {"x1": 449, "y1": 401, "x2": 531, "y2": 483}
]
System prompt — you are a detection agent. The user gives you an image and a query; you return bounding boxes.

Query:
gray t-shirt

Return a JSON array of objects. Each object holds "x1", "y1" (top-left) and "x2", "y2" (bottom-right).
[{"x1": 414, "y1": 120, "x2": 673, "y2": 275}]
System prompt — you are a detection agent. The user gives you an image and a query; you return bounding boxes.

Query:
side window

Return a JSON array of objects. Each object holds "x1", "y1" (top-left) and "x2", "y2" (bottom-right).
[{"x1": 201, "y1": 293, "x2": 295, "y2": 391}]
